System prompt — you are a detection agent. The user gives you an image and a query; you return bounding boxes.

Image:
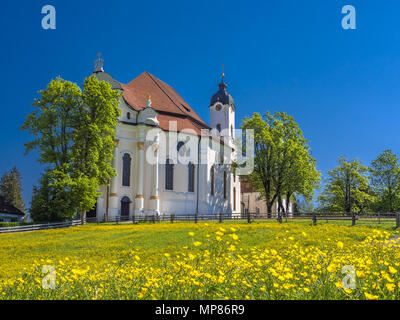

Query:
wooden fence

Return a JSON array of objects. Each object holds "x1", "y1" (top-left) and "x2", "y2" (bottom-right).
[
  {"x1": 0, "y1": 220, "x2": 82, "y2": 234},
  {"x1": 86, "y1": 212, "x2": 400, "y2": 228},
  {"x1": 1, "y1": 212, "x2": 399, "y2": 234}
]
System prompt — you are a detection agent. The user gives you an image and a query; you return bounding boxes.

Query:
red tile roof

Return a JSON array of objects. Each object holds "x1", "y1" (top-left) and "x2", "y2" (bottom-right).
[{"x1": 121, "y1": 72, "x2": 210, "y2": 134}]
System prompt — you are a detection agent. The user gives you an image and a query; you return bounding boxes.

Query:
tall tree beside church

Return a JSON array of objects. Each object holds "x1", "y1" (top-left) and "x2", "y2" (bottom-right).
[
  {"x1": 317, "y1": 157, "x2": 373, "y2": 213},
  {"x1": 70, "y1": 75, "x2": 121, "y2": 221},
  {"x1": 369, "y1": 150, "x2": 400, "y2": 213},
  {"x1": 0, "y1": 167, "x2": 25, "y2": 212},
  {"x1": 241, "y1": 112, "x2": 320, "y2": 215},
  {"x1": 22, "y1": 76, "x2": 120, "y2": 221}
]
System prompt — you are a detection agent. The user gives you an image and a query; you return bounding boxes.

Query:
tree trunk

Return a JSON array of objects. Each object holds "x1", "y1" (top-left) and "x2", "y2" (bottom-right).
[
  {"x1": 267, "y1": 202, "x2": 273, "y2": 218},
  {"x1": 285, "y1": 193, "x2": 291, "y2": 214},
  {"x1": 80, "y1": 210, "x2": 87, "y2": 225},
  {"x1": 278, "y1": 196, "x2": 285, "y2": 213}
]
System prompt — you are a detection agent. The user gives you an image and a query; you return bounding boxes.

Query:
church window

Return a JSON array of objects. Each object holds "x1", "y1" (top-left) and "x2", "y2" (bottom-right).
[
  {"x1": 223, "y1": 171, "x2": 227, "y2": 199},
  {"x1": 216, "y1": 124, "x2": 221, "y2": 133},
  {"x1": 177, "y1": 141, "x2": 185, "y2": 152},
  {"x1": 211, "y1": 166, "x2": 215, "y2": 196},
  {"x1": 122, "y1": 153, "x2": 131, "y2": 187},
  {"x1": 233, "y1": 187, "x2": 237, "y2": 211},
  {"x1": 231, "y1": 125, "x2": 233, "y2": 137},
  {"x1": 127, "y1": 112, "x2": 131, "y2": 120},
  {"x1": 188, "y1": 162, "x2": 195, "y2": 192},
  {"x1": 165, "y1": 159, "x2": 174, "y2": 191}
]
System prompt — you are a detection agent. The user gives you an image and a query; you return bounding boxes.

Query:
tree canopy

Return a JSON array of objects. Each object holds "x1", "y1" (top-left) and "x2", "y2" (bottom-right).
[
  {"x1": 0, "y1": 167, "x2": 25, "y2": 212},
  {"x1": 241, "y1": 111, "x2": 320, "y2": 214},
  {"x1": 22, "y1": 75, "x2": 121, "y2": 222},
  {"x1": 317, "y1": 157, "x2": 373, "y2": 213},
  {"x1": 369, "y1": 150, "x2": 400, "y2": 213}
]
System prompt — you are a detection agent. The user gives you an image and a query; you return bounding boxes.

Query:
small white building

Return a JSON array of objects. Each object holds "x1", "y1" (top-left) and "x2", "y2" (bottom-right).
[
  {"x1": 91, "y1": 61, "x2": 241, "y2": 220},
  {"x1": 0, "y1": 195, "x2": 25, "y2": 223}
]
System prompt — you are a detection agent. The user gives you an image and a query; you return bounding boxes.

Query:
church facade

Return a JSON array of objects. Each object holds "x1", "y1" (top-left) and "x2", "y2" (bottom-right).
[{"x1": 92, "y1": 62, "x2": 241, "y2": 220}]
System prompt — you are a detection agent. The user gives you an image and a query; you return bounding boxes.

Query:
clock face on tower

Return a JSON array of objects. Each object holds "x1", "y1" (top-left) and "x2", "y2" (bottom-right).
[{"x1": 215, "y1": 104, "x2": 222, "y2": 111}]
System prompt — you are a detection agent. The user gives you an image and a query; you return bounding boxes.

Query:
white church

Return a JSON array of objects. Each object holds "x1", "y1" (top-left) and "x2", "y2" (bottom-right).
[{"x1": 90, "y1": 57, "x2": 241, "y2": 220}]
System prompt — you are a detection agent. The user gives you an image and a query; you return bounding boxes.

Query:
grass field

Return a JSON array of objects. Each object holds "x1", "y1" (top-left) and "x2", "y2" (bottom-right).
[{"x1": 0, "y1": 221, "x2": 400, "y2": 300}]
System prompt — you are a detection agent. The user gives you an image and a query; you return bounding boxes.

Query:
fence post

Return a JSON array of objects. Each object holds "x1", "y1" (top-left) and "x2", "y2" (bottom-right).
[
  {"x1": 396, "y1": 212, "x2": 399, "y2": 229},
  {"x1": 195, "y1": 214, "x2": 198, "y2": 224},
  {"x1": 378, "y1": 212, "x2": 381, "y2": 224},
  {"x1": 312, "y1": 213, "x2": 317, "y2": 226},
  {"x1": 277, "y1": 212, "x2": 282, "y2": 224},
  {"x1": 219, "y1": 213, "x2": 223, "y2": 223},
  {"x1": 170, "y1": 214, "x2": 175, "y2": 224},
  {"x1": 352, "y1": 213, "x2": 356, "y2": 226}
]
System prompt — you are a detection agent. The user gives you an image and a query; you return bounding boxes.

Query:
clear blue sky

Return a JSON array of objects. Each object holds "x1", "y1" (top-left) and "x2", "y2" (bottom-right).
[{"x1": 1, "y1": 0, "x2": 399, "y2": 207}]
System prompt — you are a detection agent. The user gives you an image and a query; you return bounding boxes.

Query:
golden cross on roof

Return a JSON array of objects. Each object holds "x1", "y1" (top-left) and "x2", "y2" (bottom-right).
[{"x1": 221, "y1": 64, "x2": 225, "y2": 79}]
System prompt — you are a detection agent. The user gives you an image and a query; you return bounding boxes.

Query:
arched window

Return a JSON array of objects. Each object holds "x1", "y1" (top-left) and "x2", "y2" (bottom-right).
[
  {"x1": 177, "y1": 141, "x2": 185, "y2": 152},
  {"x1": 188, "y1": 162, "x2": 195, "y2": 192},
  {"x1": 122, "y1": 153, "x2": 131, "y2": 187},
  {"x1": 231, "y1": 125, "x2": 233, "y2": 137},
  {"x1": 165, "y1": 159, "x2": 174, "y2": 191},
  {"x1": 211, "y1": 166, "x2": 215, "y2": 196},
  {"x1": 216, "y1": 124, "x2": 221, "y2": 133},
  {"x1": 121, "y1": 197, "x2": 131, "y2": 217},
  {"x1": 233, "y1": 187, "x2": 237, "y2": 211},
  {"x1": 223, "y1": 171, "x2": 227, "y2": 199},
  {"x1": 127, "y1": 112, "x2": 131, "y2": 120}
]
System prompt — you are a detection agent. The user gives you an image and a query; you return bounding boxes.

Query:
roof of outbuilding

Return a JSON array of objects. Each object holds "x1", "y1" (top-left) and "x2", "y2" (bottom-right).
[{"x1": 0, "y1": 195, "x2": 24, "y2": 216}]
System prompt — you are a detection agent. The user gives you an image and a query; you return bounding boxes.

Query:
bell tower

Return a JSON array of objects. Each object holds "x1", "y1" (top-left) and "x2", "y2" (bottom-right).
[{"x1": 209, "y1": 71, "x2": 236, "y2": 140}]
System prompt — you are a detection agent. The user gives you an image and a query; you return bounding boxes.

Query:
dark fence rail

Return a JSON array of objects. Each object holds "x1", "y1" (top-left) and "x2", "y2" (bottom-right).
[
  {"x1": 87, "y1": 212, "x2": 400, "y2": 228},
  {"x1": 0, "y1": 220, "x2": 83, "y2": 234},
  {"x1": 1, "y1": 212, "x2": 399, "y2": 234}
]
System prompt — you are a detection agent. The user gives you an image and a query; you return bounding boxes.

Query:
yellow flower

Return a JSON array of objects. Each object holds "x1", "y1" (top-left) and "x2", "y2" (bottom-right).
[
  {"x1": 327, "y1": 264, "x2": 335, "y2": 273},
  {"x1": 389, "y1": 266, "x2": 397, "y2": 274},
  {"x1": 364, "y1": 292, "x2": 379, "y2": 300},
  {"x1": 164, "y1": 253, "x2": 171, "y2": 258},
  {"x1": 303, "y1": 287, "x2": 310, "y2": 293},
  {"x1": 228, "y1": 245, "x2": 236, "y2": 252},
  {"x1": 231, "y1": 234, "x2": 239, "y2": 240},
  {"x1": 337, "y1": 241, "x2": 344, "y2": 249},
  {"x1": 188, "y1": 232, "x2": 195, "y2": 237},
  {"x1": 193, "y1": 242, "x2": 202, "y2": 247},
  {"x1": 356, "y1": 270, "x2": 365, "y2": 279},
  {"x1": 386, "y1": 283, "x2": 395, "y2": 292}
]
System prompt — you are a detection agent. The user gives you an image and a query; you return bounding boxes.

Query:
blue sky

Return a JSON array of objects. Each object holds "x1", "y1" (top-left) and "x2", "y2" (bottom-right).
[{"x1": 1, "y1": 0, "x2": 399, "y2": 206}]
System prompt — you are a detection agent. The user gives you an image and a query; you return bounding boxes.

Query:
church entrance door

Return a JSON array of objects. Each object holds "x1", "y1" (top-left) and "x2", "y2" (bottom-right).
[{"x1": 121, "y1": 197, "x2": 131, "y2": 219}]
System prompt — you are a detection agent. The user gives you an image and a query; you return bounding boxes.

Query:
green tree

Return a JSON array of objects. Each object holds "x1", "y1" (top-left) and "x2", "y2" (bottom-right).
[
  {"x1": 241, "y1": 112, "x2": 320, "y2": 215},
  {"x1": 30, "y1": 168, "x2": 77, "y2": 222},
  {"x1": 23, "y1": 76, "x2": 120, "y2": 221},
  {"x1": 369, "y1": 150, "x2": 400, "y2": 213},
  {"x1": 0, "y1": 167, "x2": 25, "y2": 212},
  {"x1": 318, "y1": 157, "x2": 373, "y2": 213}
]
